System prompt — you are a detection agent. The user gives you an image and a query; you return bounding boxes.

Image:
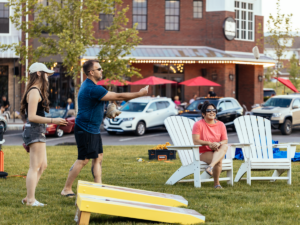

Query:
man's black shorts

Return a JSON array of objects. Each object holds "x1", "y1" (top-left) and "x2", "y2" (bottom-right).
[{"x1": 74, "y1": 124, "x2": 103, "y2": 160}]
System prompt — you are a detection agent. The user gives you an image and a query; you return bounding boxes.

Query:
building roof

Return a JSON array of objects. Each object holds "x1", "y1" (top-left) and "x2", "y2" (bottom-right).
[
  {"x1": 0, "y1": 36, "x2": 20, "y2": 58},
  {"x1": 83, "y1": 45, "x2": 275, "y2": 65},
  {"x1": 265, "y1": 36, "x2": 300, "y2": 49}
]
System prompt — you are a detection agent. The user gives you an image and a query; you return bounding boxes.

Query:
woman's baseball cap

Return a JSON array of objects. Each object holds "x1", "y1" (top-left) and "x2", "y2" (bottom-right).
[{"x1": 29, "y1": 62, "x2": 54, "y2": 75}]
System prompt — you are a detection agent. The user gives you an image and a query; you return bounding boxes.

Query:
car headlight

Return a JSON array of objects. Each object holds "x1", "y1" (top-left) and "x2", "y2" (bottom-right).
[
  {"x1": 123, "y1": 117, "x2": 135, "y2": 122},
  {"x1": 272, "y1": 113, "x2": 282, "y2": 118}
]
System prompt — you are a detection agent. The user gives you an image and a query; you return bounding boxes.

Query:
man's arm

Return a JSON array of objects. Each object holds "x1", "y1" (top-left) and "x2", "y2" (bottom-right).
[{"x1": 102, "y1": 86, "x2": 148, "y2": 101}]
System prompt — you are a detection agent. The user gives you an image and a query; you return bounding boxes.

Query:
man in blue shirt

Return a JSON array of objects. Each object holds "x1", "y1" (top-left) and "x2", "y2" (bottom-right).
[{"x1": 61, "y1": 60, "x2": 148, "y2": 197}]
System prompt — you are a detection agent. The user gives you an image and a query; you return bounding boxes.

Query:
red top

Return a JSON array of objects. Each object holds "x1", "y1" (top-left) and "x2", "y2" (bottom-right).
[
  {"x1": 174, "y1": 100, "x2": 181, "y2": 105},
  {"x1": 192, "y1": 119, "x2": 228, "y2": 154}
]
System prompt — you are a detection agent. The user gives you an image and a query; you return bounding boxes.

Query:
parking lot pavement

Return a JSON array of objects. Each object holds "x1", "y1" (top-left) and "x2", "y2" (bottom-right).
[{"x1": 2, "y1": 127, "x2": 300, "y2": 146}]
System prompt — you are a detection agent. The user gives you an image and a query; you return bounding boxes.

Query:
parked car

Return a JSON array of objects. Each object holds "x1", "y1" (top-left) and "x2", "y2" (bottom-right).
[
  {"x1": 251, "y1": 95, "x2": 300, "y2": 135},
  {"x1": 45, "y1": 109, "x2": 75, "y2": 137},
  {"x1": 103, "y1": 97, "x2": 178, "y2": 136},
  {"x1": 0, "y1": 113, "x2": 8, "y2": 133},
  {"x1": 263, "y1": 88, "x2": 276, "y2": 102},
  {"x1": 178, "y1": 97, "x2": 244, "y2": 129}
]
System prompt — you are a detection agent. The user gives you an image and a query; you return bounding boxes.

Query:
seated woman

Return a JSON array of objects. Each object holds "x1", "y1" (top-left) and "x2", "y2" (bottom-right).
[{"x1": 192, "y1": 101, "x2": 228, "y2": 189}]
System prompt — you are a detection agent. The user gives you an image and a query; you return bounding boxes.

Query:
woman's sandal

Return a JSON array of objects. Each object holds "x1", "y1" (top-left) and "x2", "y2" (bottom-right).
[
  {"x1": 214, "y1": 185, "x2": 223, "y2": 189},
  {"x1": 26, "y1": 200, "x2": 46, "y2": 207},
  {"x1": 21, "y1": 198, "x2": 27, "y2": 204},
  {"x1": 205, "y1": 166, "x2": 213, "y2": 176}
]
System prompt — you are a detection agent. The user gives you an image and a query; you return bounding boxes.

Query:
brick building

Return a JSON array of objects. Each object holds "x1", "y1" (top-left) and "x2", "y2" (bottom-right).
[
  {"x1": 18, "y1": 0, "x2": 275, "y2": 110},
  {"x1": 83, "y1": 0, "x2": 275, "y2": 109}
]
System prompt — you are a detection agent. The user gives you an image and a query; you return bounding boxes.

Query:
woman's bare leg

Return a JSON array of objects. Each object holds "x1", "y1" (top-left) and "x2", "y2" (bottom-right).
[
  {"x1": 210, "y1": 144, "x2": 228, "y2": 167},
  {"x1": 25, "y1": 142, "x2": 47, "y2": 205}
]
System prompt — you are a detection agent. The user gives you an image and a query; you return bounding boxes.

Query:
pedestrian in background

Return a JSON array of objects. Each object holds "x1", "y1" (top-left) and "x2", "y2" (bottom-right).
[
  {"x1": 189, "y1": 94, "x2": 197, "y2": 104},
  {"x1": 174, "y1": 96, "x2": 181, "y2": 106},
  {"x1": 21, "y1": 62, "x2": 67, "y2": 206},
  {"x1": 1, "y1": 96, "x2": 10, "y2": 111},
  {"x1": 66, "y1": 98, "x2": 74, "y2": 110},
  {"x1": 208, "y1": 87, "x2": 216, "y2": 97}
]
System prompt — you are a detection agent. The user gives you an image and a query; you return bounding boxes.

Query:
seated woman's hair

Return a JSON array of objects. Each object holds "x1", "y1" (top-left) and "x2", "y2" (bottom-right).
[{"x1": 200, "y1": 101, "x2": 217, "y2": 115}]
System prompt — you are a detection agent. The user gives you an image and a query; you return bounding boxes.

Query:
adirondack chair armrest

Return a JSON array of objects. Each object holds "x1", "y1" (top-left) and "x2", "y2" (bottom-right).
[
  {"x1": 229, "y1": 143, "x2": 252, "y2": 160},
  {"x1": 272, "y1": 143, "x2": 300, "y2": 159}
]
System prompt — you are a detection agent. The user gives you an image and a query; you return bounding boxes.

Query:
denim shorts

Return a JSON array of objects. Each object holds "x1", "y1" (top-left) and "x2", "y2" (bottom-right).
[{"x1": 22, "y1": 122, "x2": 46, "y2": 146}]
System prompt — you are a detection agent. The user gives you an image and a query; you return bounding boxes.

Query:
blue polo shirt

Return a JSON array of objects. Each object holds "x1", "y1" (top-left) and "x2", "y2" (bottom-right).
[{"x1": 76, "y1": 78, "x2": 108, "y2": 134}]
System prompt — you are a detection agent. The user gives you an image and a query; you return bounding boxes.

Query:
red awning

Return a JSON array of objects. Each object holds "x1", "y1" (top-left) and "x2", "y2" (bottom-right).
[
  {"x1": 130, "y1": 76, "x2": 177, "y2": 85},
  {"x1": 273, "y1": 77, "x2": 299, "y2": 93},
  {"x1": 179, "y1": 76, "x2": 221, "y2": 86},
  {"x1": 97, "y1": 79, "x2": 131, "y2": 86}
]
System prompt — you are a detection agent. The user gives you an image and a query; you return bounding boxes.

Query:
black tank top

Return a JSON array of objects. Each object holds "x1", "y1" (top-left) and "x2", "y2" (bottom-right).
[{"x1": 25, "y1": 87, "x2": 45, "y2": 117}]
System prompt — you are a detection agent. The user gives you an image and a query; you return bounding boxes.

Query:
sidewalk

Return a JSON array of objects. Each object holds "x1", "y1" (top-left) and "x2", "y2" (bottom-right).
[{"x1": 6, "y1": 119, "x2": 24, "y2": 131}]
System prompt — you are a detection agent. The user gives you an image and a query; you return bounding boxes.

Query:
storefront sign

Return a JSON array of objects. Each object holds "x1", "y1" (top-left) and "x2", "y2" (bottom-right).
[{"x1": 223, "y1": 17, "x2": 236, "y2": 41}]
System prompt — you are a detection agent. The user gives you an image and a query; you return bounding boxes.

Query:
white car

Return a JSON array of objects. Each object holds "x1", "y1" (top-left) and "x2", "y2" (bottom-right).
[{"x1": 104, "y1": 97, "x2": 178, "y2": 136}]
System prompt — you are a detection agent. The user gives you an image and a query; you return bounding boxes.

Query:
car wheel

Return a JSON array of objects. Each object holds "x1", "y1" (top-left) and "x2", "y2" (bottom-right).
[
  {"x1": 107, "y1": 131, "x2": 117, "y2": 135},
  {"x1": 0, "y1": 121, "x2": 5, "y2": 133},
  {"x1": 280, "y1": 119, "x2": 292, "y2": 135},
  {"x1": 55, "y1": 128, "x2": 64, "y2": 137},
  {"x1": 135, "y1": 121, "x2": 146, "y2": 136}
]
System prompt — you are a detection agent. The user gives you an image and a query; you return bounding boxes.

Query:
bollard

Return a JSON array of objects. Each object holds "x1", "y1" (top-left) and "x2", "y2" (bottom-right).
[{"x1": 0, "y1": 124, "x2": 7, "y2": 178}]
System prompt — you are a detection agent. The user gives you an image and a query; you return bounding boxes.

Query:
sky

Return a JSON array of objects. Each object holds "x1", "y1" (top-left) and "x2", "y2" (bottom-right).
[{"x1": 262, "y1": 0, "x2": 300, "y2": 33}]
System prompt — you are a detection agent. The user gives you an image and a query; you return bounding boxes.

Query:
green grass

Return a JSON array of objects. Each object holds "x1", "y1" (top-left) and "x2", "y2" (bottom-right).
[{"x1": 1, "y1": 145, "x2": 300, "y2": 225}]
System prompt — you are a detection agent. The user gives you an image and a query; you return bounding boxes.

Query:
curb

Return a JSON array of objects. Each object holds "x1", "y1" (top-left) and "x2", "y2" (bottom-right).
[{"x1": 7, "y1": 125, "x2": 24, "y2": 131}]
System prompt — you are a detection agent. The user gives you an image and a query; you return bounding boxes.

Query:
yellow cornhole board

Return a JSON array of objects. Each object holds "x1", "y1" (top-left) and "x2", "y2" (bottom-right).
[
  {"x1": 77, "y1": 180, "x2": 188, "y2": 207},
  {"x1": 75, "y1": 194, "x2": 205, "y2": 225}
]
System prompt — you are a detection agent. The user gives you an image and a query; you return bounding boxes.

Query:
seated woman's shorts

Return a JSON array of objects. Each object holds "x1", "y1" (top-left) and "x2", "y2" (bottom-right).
[{"x1": 22, "y1": 122, "x2": 46, "y2": 146}]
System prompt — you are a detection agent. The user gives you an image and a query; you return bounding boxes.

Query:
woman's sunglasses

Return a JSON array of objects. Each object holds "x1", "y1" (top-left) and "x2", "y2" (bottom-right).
[{"x1": 206, "y1": 109, "x2": 217, "y2": 113}]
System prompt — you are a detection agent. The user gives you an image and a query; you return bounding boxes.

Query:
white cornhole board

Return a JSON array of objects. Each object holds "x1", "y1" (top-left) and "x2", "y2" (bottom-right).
[
  {"x1": 77, "y1": 180, "x2": 188, "y2": 207},
  {"x1": 75, "y1": 194, "x2": 205, "y2": 225}
]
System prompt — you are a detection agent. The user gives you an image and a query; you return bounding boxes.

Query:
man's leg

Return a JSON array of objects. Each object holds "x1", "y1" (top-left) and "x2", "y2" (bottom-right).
[
  {"x1": 61, "y1": 159, "x2": 89, "y2": 195},
  {"x1": 92, "y1": 153, "x2": 103, "y2": 183}
]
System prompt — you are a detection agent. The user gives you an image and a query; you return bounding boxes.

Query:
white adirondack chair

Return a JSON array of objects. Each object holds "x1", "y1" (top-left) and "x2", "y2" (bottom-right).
[
  {"x1": 232, "y1": 115, "x2": 300, "y2": 185},
  {"x1": 164, "y1": 116, "x2": 234, "y2": 188}
]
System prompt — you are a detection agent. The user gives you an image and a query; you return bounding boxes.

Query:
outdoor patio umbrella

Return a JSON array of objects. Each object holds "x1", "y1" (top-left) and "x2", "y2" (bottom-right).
[
  {"x1": 273, "y1": 77, "x2": 299, "y2": 93},
  {"x1": 129, "y1": 76, "x2": 177, "y2": 85},
  {"x1": 97, "y1": 79, "x2": 132, "y2": 86},
  {"x1": 179, "y1": 76, "x2": 221, "y2": 96}
]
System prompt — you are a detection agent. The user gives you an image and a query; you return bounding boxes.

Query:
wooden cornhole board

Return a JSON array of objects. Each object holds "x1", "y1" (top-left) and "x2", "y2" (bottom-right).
[
  {"x1": 75, "y1": 194, "x2": 205, "y2": 225},
  {"x1": 77, "y1": 180, "x2": 188, "y2": 207}
]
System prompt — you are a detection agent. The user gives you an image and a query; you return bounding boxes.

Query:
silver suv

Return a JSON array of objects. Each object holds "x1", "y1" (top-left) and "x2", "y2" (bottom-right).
[{"x1": 251, "y1": 95, "x2": 300, "y2": 135}]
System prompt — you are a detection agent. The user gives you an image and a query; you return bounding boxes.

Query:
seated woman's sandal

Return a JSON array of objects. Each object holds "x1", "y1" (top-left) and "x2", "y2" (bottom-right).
[
  {"x1": 214, "y1": 185, "x2": 223, "y2": 189},
  {"x1": 205, "y1": 166, "x2": 213, "y2": 176}
]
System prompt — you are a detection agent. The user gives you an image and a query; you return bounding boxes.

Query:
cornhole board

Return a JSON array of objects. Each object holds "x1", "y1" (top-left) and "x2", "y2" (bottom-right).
[
  {"x1": 75, "y1": 194, "x2": 205, "y2": 225},
  {"x1": 77, "y1": 180, "x2": 188, "y2": 207}
]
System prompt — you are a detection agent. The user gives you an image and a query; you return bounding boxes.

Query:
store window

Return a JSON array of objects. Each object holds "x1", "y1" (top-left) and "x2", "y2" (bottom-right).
[
  {"x1": 0, "y1": 66, "x2": 8, "y2": 99},
  {"x1": 132, "y1": 0, "x2": 147, "y2": 30},
  {"x1": 0, "y1": 3, "x2": 9, "y2": 33},
  {"x1": 193, "y1": 0, "x2": 202, "y2": 18},
  {"x1": 165, "y1": 0, "x2": 180, "y2": 31},
  {"x1": 99, "y1": 3, "x2": 114, "y2": 30},
  {"x1": 234, "y1": 1, "x2": 254, "y2": 41},
  {"x1": 153, "y1": 64, "x2": 184, "y2": 74}
]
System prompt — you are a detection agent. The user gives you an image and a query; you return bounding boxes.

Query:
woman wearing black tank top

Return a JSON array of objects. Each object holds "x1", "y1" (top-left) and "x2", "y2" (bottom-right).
[{"x1": 20, "y1": 62, "x2": 68, "y2": 206}]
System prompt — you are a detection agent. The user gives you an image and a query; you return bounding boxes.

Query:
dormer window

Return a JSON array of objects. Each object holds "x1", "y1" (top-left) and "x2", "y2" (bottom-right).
[{"x1": 234, "y1": 1, "x2": 254, "y2": 41}]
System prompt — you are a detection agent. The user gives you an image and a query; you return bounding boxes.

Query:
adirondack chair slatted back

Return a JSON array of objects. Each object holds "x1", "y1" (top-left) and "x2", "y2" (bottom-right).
[
  {"x1": 164, "y1": 116, "x2": 195, "y2": 166},
  {"x1": 234, "y1": 115, "x2": 273, "y2": 160}
]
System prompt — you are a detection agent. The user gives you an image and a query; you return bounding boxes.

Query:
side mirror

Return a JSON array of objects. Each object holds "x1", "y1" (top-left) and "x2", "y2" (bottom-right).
[
  {"x1": 146, "y1": 109, "x2": 154, "y2": 113},
  {"x1": 293, "y1": 106, "x2": 299, "y2": 109},
  {"x1": 218, "y1": 107, "x2": 223, "y2": 112}
]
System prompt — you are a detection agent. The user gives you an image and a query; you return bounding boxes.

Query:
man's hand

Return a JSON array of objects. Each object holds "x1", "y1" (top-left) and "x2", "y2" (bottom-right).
[{"x1": 139, "y1": 85, "x2": 149, "y2": 96}]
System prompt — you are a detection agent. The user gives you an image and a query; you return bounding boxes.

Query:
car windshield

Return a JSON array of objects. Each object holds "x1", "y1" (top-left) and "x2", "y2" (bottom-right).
[
  {"x1": 264, "y1": 90, "x2": 276, "y2": 97},
  {"x1": 45, "y1": 109, "x2": 66, "y2": 118},
  {"x1": 120, "y1": 102, "x2": 148, "y2": 112},
  {"x1": 187, "y1": 99, "x2": 219, "y2": 111},
  {"x1": 263, "y1": 98, "x2": 292, "y2": 108}
]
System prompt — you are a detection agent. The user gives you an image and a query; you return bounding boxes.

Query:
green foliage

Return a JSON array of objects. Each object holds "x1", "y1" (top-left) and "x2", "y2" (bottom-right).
[
  {"x1": 97, "y1": 6, "x2": 142, "y2": 86},
  {"x1": 264, "y1": 67, "x2": 275, "y2": 82},
  {"x1": 0, "y1": 0, "x2": 141, "y2": 86},
  {"x1": 288, "y1": 54, "x2": 300, "y2": 90},
  {"x1": 264, "y1": 0, "x2": 297, "y2": 92},
  {"x1": 1, "y1": 145, "x2": 300, "y2": 224}
]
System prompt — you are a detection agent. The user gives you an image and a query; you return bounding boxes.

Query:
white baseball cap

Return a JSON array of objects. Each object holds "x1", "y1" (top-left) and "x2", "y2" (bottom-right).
[{"x1": 29, "y1": 62, "x2": 54, "y2": 75}]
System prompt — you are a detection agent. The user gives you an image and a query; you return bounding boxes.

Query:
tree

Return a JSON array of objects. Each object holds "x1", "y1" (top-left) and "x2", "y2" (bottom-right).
[
  {"x1": 288, "y1": 54, "x2": 300, "y2": 90},
  {"x1": 0, "y1": 0, "x2": 141, "y2": 111},
  {"x1": 263, "y1": 0, "x2": 296, "y2": 93}
]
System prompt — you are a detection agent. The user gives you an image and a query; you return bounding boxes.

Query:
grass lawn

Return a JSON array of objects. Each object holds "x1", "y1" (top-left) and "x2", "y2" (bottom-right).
[{"x1": 1, "y1": 145, "x2": 300, "y2": 225}]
